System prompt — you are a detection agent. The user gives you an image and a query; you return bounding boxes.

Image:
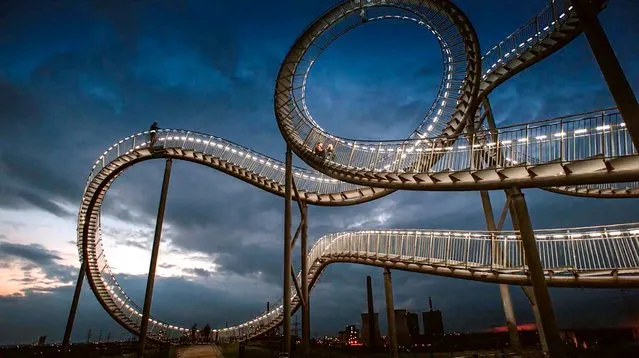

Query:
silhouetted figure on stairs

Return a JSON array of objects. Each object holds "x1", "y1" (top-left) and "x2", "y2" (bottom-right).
[
  {"x1": 202, "y1": 323, "x2": 211, "y2": 343},
  {"x1": 190, "y1": 323, "x2": 197, "y2": 343},
  {"x1": 149, "y1": 121, "x2": 159, "y2": 147}
]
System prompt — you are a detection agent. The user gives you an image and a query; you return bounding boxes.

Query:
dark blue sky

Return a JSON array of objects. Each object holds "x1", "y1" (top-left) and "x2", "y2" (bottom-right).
[{"x1": 0, "y1": 0, "x2": 638, "y2": 345}]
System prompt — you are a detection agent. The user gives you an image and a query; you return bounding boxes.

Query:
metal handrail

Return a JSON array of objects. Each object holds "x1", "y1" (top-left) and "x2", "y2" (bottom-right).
[
  {"x1": 277, "y1": 0, "x2": 612, "y2": 178},
  {"x1": 84, "y1": 207, "x2": 639, "y2": 341},
  {"x1": 285, "y1": 108, "x2": 633, "y2": 174},
  {"x1": 216, "y1": 222, "x2": 639, "y2": 341},
  {"x1": 482, "y1": 0, "x2": 573, "y2": 76},
  {"x1": 291, "y1": 7, "x2": 463, "y2": 141},
  {"x1": 84, "y1": 129, "x2": 364, "y2": 195},
  {"x1": 84, "y1": 107, "x2": 631, "y2": 200},
  {"x1": 278, "y1": 0, "x2": 476, "y2": 154}
]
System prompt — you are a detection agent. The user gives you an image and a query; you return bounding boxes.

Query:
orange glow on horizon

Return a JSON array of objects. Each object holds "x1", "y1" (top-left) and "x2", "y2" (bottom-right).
[{"x1": 488, "y1": 322, "x2": 538, "y2": 333}]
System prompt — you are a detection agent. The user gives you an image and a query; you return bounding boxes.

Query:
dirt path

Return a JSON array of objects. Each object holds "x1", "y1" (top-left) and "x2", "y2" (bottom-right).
[{"x1": 175, "y1": 345, "x2": 223, "y2": 358}]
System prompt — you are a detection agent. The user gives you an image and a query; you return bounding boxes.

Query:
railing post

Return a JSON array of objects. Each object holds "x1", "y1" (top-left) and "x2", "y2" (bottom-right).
[
  {"x1": 347, "y1": 141, "x2": 357, "y2": 167},
  {"x1": 302, "y1": 128, "x2": 315, "y2": 147},
  {"x1": 464, "y1": 234, "x2": 471, "y2": 267},
  {"x1": 445, "y1": 233, "x2": 451, "y2": 265},
  {"x1": 392, "y1": 144, "x2": 402, "y2": 172},
  {"x1": 203, "y1": 136, "x2": 212, "y2": 153},
  {"x1": 490, "y1": 233, "x2": 495, "y2": 268},
  {"x1": 161, "y1": 130, "x2": 168, "y2": 149},
  {"x1": 559, "y1": 118, "x2": 565, "y2": 162},
  {"x1": 470, "y1": 133, "x2": 476, "y2": 170},
  {"x1": 181, "y1": 131, "x2": 190, "y2": 148}
]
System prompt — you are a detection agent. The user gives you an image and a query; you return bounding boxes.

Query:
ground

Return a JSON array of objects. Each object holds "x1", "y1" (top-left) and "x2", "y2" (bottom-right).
[{"x1": 175, "y1": 345, "x2": 223, "y2": 358}]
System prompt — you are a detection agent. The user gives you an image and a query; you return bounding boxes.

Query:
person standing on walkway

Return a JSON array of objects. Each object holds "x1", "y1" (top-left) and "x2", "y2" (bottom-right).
[{"x1": 149, "y1": 121, "x2": 159, "y2": 147}]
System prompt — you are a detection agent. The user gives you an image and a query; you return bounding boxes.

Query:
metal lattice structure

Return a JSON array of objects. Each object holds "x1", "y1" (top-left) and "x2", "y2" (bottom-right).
[{"x1": 73, "y1": 0, "x2": 638, "y2": 347}]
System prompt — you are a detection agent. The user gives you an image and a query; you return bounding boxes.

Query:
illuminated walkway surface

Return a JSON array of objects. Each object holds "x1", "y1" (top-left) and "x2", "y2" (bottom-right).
[
  {"x1": 76, "y1": 0, "x2": 638, "y2": 344},
  {"x1": 175, "y1": 345, "x2": 220, "y2": 358}
]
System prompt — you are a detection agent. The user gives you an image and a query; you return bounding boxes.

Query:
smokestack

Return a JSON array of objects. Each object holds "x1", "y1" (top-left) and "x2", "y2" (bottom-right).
[
  {"x1": 429, "y1": 297, "x2": 433, "y2": 311},
  {"x1": 366, "y1": 275, "x2": 376, "y2": 346},
  {"x1": 267, "y1": 301, "x2": 270, "y2": 312}
]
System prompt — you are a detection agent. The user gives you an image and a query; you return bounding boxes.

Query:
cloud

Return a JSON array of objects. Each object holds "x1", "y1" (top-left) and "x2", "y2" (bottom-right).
[
  {"x1": 0, "y1": 185, "x2": 72, "y2": 217},
  {"x1": 0, "y1": 242, "x2": 61, "y2": 265},
  {"x1": 183, "y1": 267, "x2": 214, "y2": 278},
  {"x1": 0, "y1": 242, "x2": 77, "y2": 297},
  {"x1": 0, "y1": 77, "x2": 43, "y2": 132}
]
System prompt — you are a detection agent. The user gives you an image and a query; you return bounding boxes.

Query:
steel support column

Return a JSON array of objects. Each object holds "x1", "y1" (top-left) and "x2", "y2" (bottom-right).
[
  {"x1": 301, "y1": 203, "x2": 310, "y2": 355},
  {"x1": 62, "y1": 262, "x2": 85, "y2": 352},
  {"x1": 498, "y1": 284, "x2": 521, "y2": 353},
  {"x1": 523, "y1": 286, "x2": 548, "y2": 354},
  {"x1": 509, "y1": 203, "x2": 549, "y2": 355},
  {"x1": 509, "y1": 188, "x2": 564, "y2": 358},
  {"x1": 572, "y1": 0, "x2": 639, "y2": 148},
  {"x1": 480, "y1": 191, "x2": 522, "y2": 354},
  {"x1": 283, "y1": 146, "x2": 293, "y2": 355},
  {"x1": 138, "y1": 158, "x2": 173, "y2": 356},
  {"x1": 383, "y1": 268, "x2": 399, "y2": 358}
]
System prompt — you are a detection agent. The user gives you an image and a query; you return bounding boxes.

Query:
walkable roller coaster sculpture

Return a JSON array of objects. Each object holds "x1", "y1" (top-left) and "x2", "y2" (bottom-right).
[{"x1": 65, "y1": 0, "x2": 638, "y2": 357}]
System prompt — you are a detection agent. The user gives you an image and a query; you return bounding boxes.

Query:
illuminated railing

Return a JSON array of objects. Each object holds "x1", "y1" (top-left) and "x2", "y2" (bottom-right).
[
  {"x1": 429, "y1": 109, "x2": 633, "y2": 172},
  {"x1": 311, "y1": 224, "x2": 639, "y2": 273},
  {"x1": 481, "y1": 0, "x2": 574, "y2": 77},
  {"x1": 217, "y1": 222, "x2": 639, "y2": 341},
  {"x1": 553, "y1": 181, "x2": 639, "y2": 193},
  {"x1": 86, "y1": 222, "x2": 187, "y2": 339},
  {"x1": 83, "y1": 163, "x2": 639, "y2": 342},
  {"x1": 84, "y1": 129, "x2": 363, "y2": 196},
  {"x1": 79, "y1": 129, "x2": 374, "y2": 341},
  {"x1": 286, "y1": 0, "x2": 470, "y2": 140},
  {"x1": 278, "y1": 0, "x2": 601, "y2": 176},
  {"x1": 283, "y1": 108, "x2": 633, "y2": 175}
]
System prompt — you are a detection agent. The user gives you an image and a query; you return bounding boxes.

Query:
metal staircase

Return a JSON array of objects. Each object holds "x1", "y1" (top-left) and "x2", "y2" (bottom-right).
[
  {"x1": 73, "y1": 0, "x2": 638, "y2": 348},
  {"x1": 77, "y1": 109, "x2": 638, "y2": 343},
  {"x1": 479, "y1": 0, "x2": 607, "y2": 97}
]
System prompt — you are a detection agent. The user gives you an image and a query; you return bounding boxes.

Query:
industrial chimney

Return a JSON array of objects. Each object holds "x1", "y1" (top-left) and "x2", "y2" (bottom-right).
[{"x1": 366, "y1": 275, "x2": 376, "y2": 346}]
